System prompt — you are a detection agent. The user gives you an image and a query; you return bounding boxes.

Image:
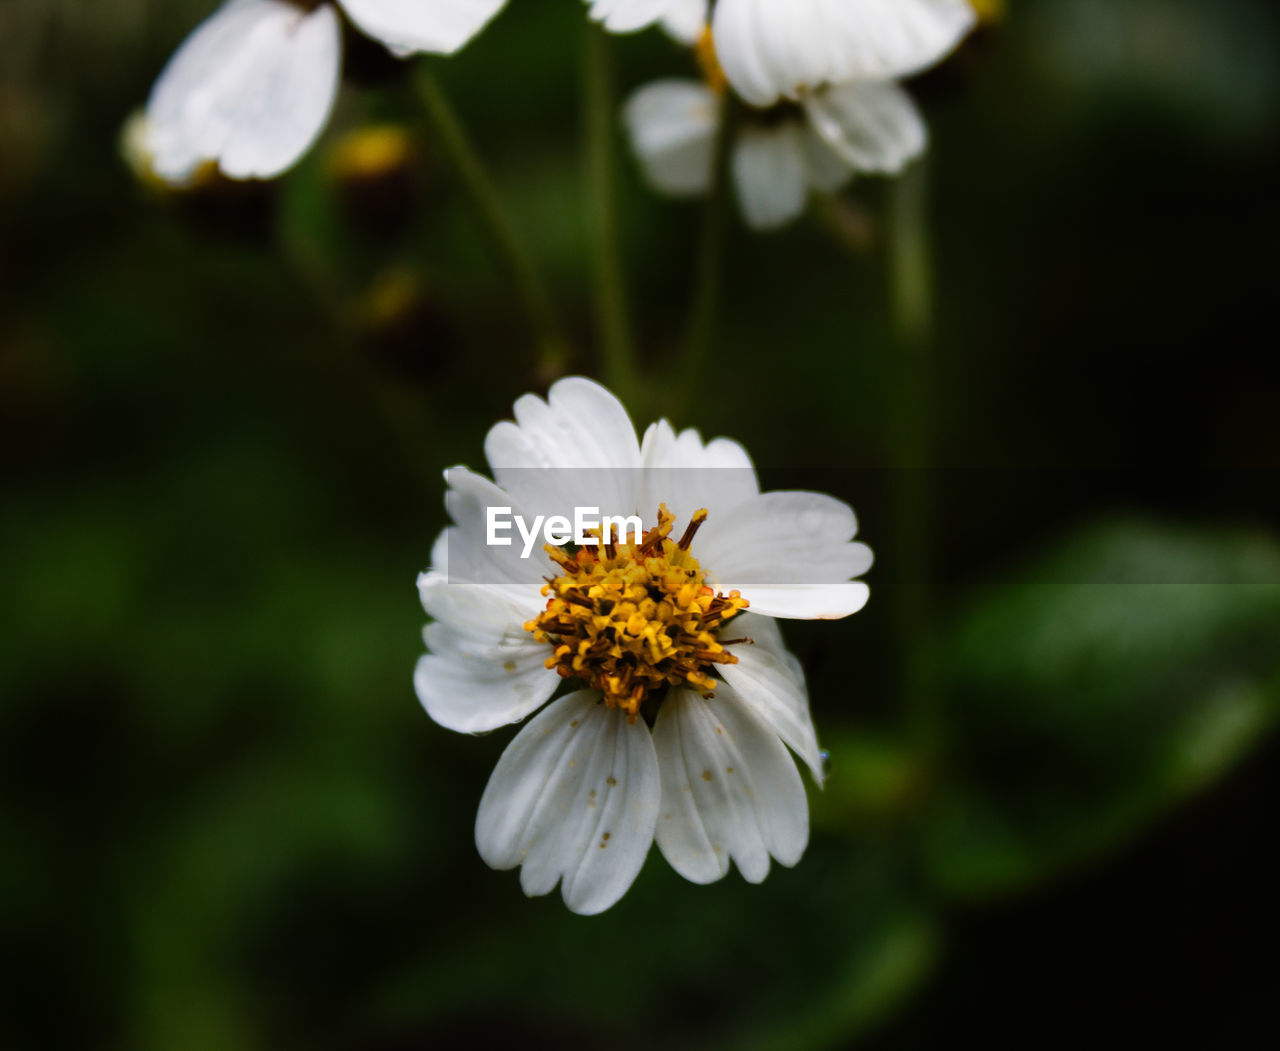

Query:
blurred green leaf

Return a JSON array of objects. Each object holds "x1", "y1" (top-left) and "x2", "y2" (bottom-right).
[
  {"x1": 368, "y1": 840, "x2": 935, "y2": 1051},
  {"x1": 924, "y1": 518, "x2": 1280, "y2": 898},
  {"x1": 812, "y1": 730, "x2": 934, "y2": 828},
  {"x1": 741, "y1": 904, "x2": 938, "y2": 1051}
]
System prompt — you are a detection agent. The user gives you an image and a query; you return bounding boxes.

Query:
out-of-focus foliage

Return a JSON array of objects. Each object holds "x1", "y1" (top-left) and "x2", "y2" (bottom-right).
[
  {"x1": 926, "y1": 520, "x2": 1280, "y2": 897},
  {"x1": 1031, "y1": 0, "x2": 1280, "y2": 139}
]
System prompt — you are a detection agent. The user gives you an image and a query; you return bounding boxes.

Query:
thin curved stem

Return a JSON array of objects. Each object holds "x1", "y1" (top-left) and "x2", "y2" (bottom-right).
[
  {"x1": 414, "y1": 68, "x2": 569, "y2": 371},
  {"x1": 583, "y1": 24, "x2": 637, "y2": 400},
  {"x1": 676, "y1": 92, "x2": 734, "y2": 418}
]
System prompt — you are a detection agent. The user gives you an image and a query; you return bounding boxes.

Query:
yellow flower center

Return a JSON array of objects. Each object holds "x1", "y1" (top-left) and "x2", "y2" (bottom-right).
[
  {"x1": 524, "y1": 505, "x2": 749, "y2": 723},
  {"x1": 328, "y1": 124, "x2": 413, "y2": 182}
]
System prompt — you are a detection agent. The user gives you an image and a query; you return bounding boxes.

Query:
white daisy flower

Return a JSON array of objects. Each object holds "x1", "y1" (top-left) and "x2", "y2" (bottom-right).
[
  {"x1": 145, "y1": 0, "x2": 507, "y2": 184},
  {"x1": 625, "y1": 70, "x2": 926, "y2": 230},
  {"x1": 590, "y1": 0, "x2": 975, "y2": 108},
  {"x1": 415, "y1": 377, "x2": 872, "y2": 914}
]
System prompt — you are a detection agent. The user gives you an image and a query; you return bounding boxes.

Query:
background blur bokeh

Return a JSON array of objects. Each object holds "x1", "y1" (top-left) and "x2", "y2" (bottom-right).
[{"x1": 2, "y1": 1, "x2": 1279, "y2": 1047}]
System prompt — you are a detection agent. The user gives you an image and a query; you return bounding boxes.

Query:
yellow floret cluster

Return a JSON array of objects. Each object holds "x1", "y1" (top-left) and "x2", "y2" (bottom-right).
[{"x1": 525, "y1": 505, "x2": 749, "y2": 722}]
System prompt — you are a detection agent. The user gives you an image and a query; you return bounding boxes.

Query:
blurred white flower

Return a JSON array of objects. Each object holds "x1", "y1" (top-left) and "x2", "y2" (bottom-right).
[
  {"x1": 591, "y1": 0, "x2": 974, "y2": 106},
  {"x1": 585, "y1": 0, "x2": 705, "y2": 39},
  {"x1": 144, "y1": 0, "x2": 507, "y2": 184},
  {"x1": 416, "y1": 377, "x2": 872, "y2": 914},
  {"x1": 712, "y1": 0, "x2": 975, "y2": 107},
  {"x1": 625, "y1": 73, "x2": 926, "y2": 230}
]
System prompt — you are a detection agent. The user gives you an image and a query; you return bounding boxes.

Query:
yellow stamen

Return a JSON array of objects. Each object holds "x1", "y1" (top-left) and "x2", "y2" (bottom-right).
[
  {"x1": 696, "y1": 26, "x2": 727, "y2": 95},
  {"x1": 524, "y1": 505, "x2": 749, "y2": 723}
]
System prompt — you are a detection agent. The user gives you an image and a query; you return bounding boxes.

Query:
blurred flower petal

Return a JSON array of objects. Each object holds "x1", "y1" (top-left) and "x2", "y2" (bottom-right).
[
  {"x1": 624, "y1": 78, "x2": 719, "y2": 196},
  {"x1": 732, "y1": 123, "x2": 811, "y2": 229},
  {"x1": 339, "y1": 0, "x2": 507, "y2": 55},
  {"x1": 713, "y1": 0, "x2": 975, "y2": 107},
  {"x1": 146, "y1": 0, "x2": 342, "y2": 183},
  {"x1": 804, "y1": 79, "x2": 927, "y2": 175},
  {"x1": 586, "y1": 0, "x2": 701, "y2": 34}
]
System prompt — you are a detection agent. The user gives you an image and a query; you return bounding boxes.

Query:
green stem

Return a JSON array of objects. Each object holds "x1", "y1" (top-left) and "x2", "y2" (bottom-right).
[
  {"x1": 889, "y1": 162, "x2": 933, "y2": 350},
  {"x1": 887, "y1": 160, "x2": 939, "y2": 752},
  {"x1": 675, "y1": 92, "x2": 733, "y2": 417},
  {"x1": 583, "y1": 25, "x2": 637, "y2": 400},
  {"x1": 414, "y1": 69, "x2": 568, "y2": 371}
]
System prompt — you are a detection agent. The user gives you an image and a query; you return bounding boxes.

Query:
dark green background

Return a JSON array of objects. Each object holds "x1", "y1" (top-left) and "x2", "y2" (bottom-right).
[{"x1": 2, "y1": 0, "x2": 1278, "y2": 1047}]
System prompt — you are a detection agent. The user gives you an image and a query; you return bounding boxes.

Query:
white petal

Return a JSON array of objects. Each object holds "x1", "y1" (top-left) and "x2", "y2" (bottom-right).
[
  {"x1": 414, "y1": 643, "x2": 558, "y2": 734},
  {"x1": 339, "y1": 0, "x2": 506, "y2": 54},
  {"x1": 638, "y1": 418, "x2": 757, "y2": 476},
  {"x1": 719, "y1": 614, "x2": 824, "y2": 783},
  {"x1": 732, "y1": 582, "x2": 871, "y2": 620},
  {"x1": 800, "y1": 122, "x2": 855, "y2": 193},
  {"x1": 437, "y1": 467, "x2": 551, "y2": 593},
  {"x1": 713, "y1": 0, "x2": 976, "y2": 107},
  {"x1": 475, "y1": 692, "x2": 660, "y2": 915},
  {"x1": 661, "y1": 0, "x2": 709, "y2": 45},
  {"x1": 804, "y1": 80, "x2": 927, "y2": 174},
  {"x1": 653, "y1": 686, "x2": 808, "y2": 884},
  {"x1": 415, "y1": 569, "x2": 557, "y2": 734},
  {"x1": 623, "y1": 80, "x2": 719, "y2": 198},
  {"x1": 145, "y1": 0, "x2": 341, "y2": 183},
  {"x1": 484, "y1": 377, "x2": 644, "y2": 523},
  {"x1": 732, "y1": 122, "x2": 810, "y2": 230},
  {"x1": 587, "y1": 0, "x2": 703, "y2": 34},
  {"x1": 485, "y1": 377, "x2": 642, "y2": 472},
  {"x1": 416, "y1": 467, "x2": 561, "y2": 736},
  {"x1": 637, "y1": 418, "x2": 759, "y2": 526},
  {"x1": 697, "y1": 490, "x2": 874, "y2": 618},
  {"x1": 417, "y1": 568, "x2": 538, "y2": 637}
]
